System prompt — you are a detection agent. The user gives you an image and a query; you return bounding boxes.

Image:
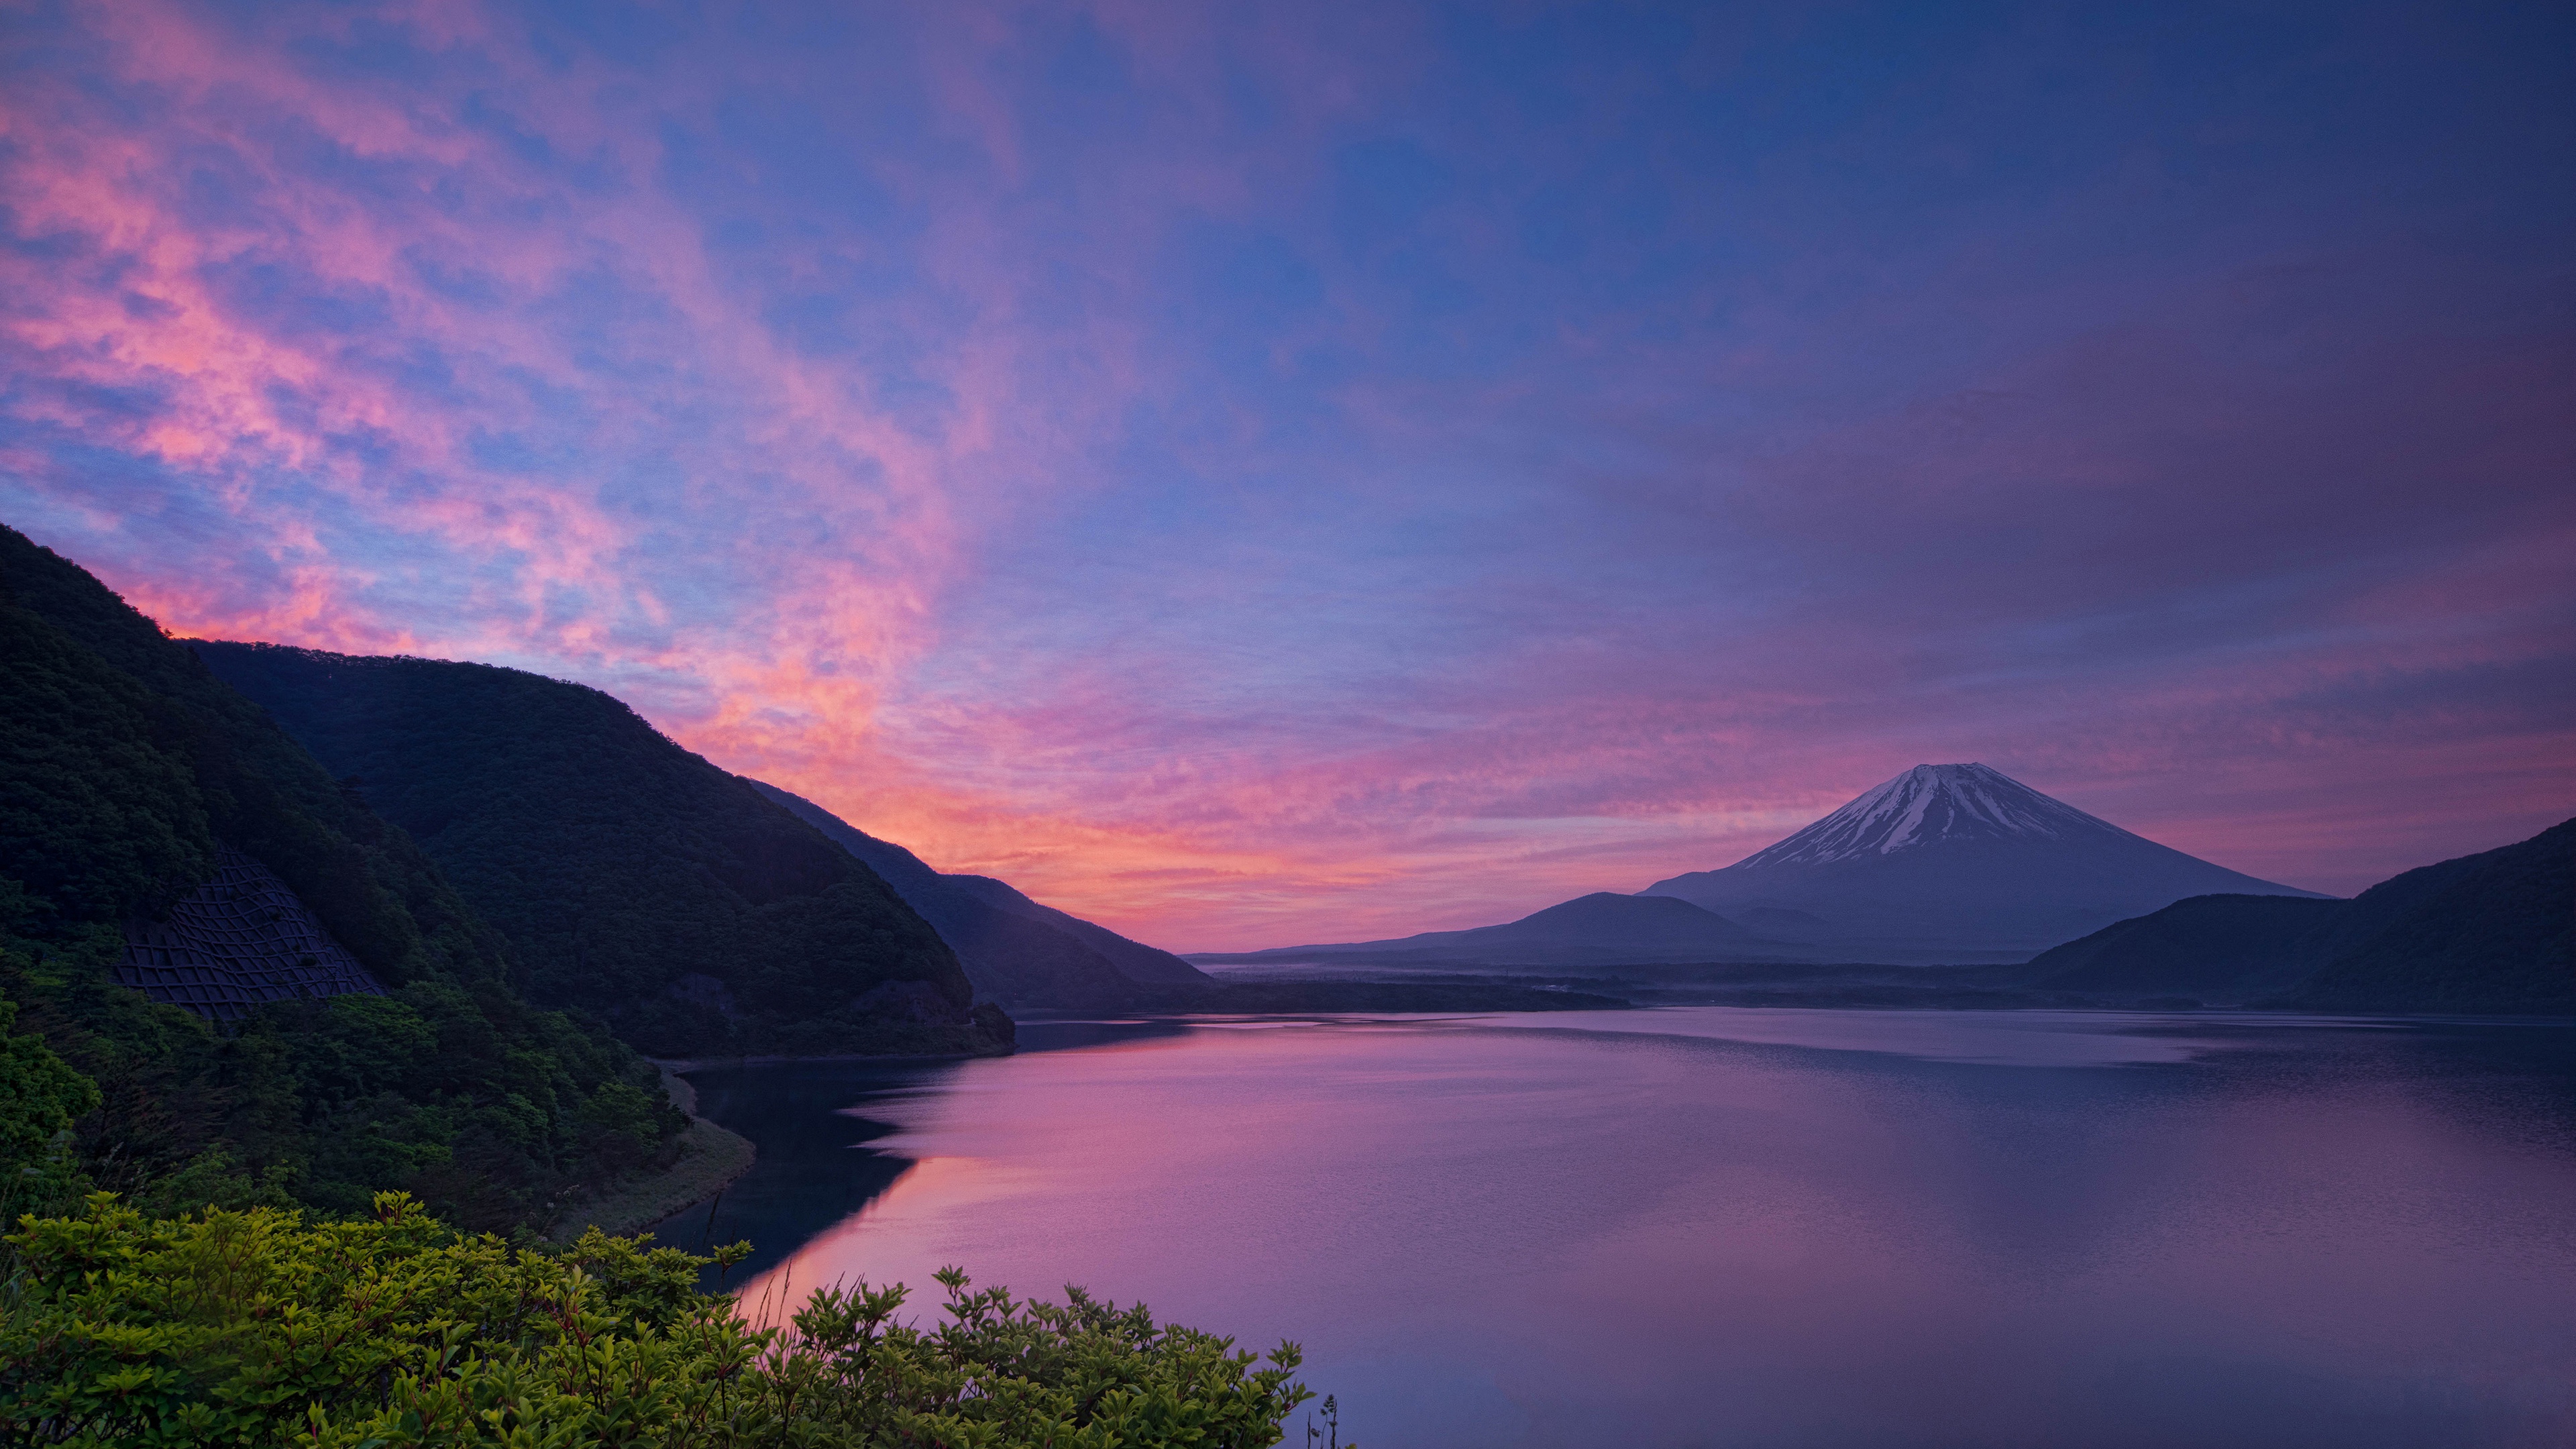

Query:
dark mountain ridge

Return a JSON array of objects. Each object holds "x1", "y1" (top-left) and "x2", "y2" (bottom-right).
[
  {"x1": 940, "y1": 873, "x2": 1212, "y2": 987},
  {"x1": 1, "y1": 523, "x2": 675, "y2": 1228},
  {"x1": 195, "y1": 642, "x2": 1006, "y2": 1059},
  {"x1": 1193, "y1": 892, "x2": 1792, "y2": 969},
  {"x1": 2025, "y1": 818, "x2": 2573, "y2": 1012},
  {"x1": 2023, "y1": 896, "x2": 2349, "y2": 999},
  {"x1": 748, "y1": 779, "x2": 1210, "y2": 1009}
]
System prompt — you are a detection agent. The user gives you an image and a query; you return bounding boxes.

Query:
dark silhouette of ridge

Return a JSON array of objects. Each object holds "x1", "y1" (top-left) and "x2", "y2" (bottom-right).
[
  {"x1": 2023, "y1": 895, "x2": 2347, "y2": 999},
  {"x1": 746, "y1": 780, "x2": 1210, "y2": 1009},
  {"x1": 2, "y1": 522, "x2": 676, "y2": 1231},
  {"x1": 938, "y1": 873, "x2": 1211, "y2": 987},
  {"x1": 194, "y1": 641, "x2": 1004, "y2": 1059},
  {"x1": 1193, "y1": 891, "x2": 1786, "y2": 969},
  {"x1": 2021, "y1": 817, "x2": 2573, "y2": 1012}
]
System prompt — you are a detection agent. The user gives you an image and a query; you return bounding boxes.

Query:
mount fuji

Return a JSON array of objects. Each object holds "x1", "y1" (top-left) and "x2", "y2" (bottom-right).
[{"x1": 1643, "y1": 763, "x2": 2330, "y2": 959}]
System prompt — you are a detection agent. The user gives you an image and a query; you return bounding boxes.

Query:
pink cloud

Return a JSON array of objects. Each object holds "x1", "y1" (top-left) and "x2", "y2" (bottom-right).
[{"x1": 5, "y1": 1, "x2": 2567, "y2": 951}]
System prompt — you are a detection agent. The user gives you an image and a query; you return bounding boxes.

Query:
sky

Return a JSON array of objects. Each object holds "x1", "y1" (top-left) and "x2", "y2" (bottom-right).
[{"x1": 3, "y1": 0, "x2": 2570, "y2": 950}]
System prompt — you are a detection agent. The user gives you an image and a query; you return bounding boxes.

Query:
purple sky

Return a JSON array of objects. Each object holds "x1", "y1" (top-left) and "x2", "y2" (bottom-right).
[{"x1": 3, "y1": 1, "x2": 2569, "y2": 948}]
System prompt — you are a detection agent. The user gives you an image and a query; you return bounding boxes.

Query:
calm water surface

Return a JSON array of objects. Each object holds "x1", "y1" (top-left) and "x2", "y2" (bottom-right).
[{"x1": 660, "y1": 1009, "x2": 2576, "y2": 1448}]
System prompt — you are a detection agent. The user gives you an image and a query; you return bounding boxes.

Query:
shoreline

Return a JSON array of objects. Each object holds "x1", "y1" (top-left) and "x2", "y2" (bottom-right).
[
  {"x1": 544, "y1": 1066, "x2": 758, "y2": 1244},
  {"x1": 645, "y1": 1048, "x2": 1000, "y2": 1073}
]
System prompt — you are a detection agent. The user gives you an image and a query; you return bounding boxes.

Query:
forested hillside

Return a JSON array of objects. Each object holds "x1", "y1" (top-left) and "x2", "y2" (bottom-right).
[
  {"x1": 939, "y1": 873, "x2": 1213, "y2": 987},
  {"x1": 2024, "y1": 896, "x2": 2347, "y2": 998},
  {"x1": 2273, "y1": 818, "x2": 2575, "y2": 1013},
  {"x1": 195, "y1": 643, "x2": 1006, "y2": 1059},
  {"x1": 2023, "y1": 818, "x2": 2575, "y2": 1012},
  {"x1": 0, "y1": 525, "x2": 678, "y2": 1230}
]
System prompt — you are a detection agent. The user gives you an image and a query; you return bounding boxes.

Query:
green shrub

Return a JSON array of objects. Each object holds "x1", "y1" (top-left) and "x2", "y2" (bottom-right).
[
  {"x1": 0, "y1": 997, "x2": 97, "y2": 1221},
  {"x1": 0, "y1": 1194, "x2": 1316, "y2": 1448}
]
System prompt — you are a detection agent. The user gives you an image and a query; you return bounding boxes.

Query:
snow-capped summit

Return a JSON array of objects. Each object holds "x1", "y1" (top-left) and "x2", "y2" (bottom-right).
[
  {"x1": 1735, "y1": 762, "x2": 2138, "y2": 868},
  {"x1": 1645, "y1": 763, "x2": 2328, "y2": 959}
]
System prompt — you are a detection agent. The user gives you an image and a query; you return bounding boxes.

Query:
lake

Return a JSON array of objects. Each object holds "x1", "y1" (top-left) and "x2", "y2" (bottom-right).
[{"x1": 657, "y1": 1008, "x2": 2576, "y2": 1448}]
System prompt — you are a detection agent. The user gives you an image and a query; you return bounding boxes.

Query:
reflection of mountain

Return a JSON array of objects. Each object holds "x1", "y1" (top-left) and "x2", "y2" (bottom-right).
[
  {"x1": 649, "y1": 1057, "x2": 951, "y2": 1290},
  {"x1": 748, "y1": 780, "x2": 1210, "y2": 1010},
  {"x1": 1644, "y1": 763, "x2": 2326, "y2": 959},
  {"x1": 2027, "y1": 817, "x2": 2574, "y2": 1012},
  {"x1": 1191, "y1": 892, "x2": 1793, "y2": 969}
]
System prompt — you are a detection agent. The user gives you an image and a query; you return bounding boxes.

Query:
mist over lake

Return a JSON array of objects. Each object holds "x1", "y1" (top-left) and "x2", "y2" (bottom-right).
[{"x1": 665, "y1": 1010, "x2": 2576, "y2": 1449}]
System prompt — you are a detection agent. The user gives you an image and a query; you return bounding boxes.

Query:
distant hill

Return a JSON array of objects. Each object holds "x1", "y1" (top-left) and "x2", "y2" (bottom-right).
[
  {"x1": 2271, "y1": 818, "x2": 2572, "y2": 1012},
  {"x1": 939, "y1": 874, "x2": 1212, "y2": 987},
  {"x1": 195, "y1": 643, "x2": 1006, "y2": 1060},
  {"x1": 747, "y1": 780, "x2": 1210, "y2": 1009},
  {"x1": 1, "y1": 524, "x2": 674, "y2": 1230},
  {"x1": 1643, "y1": 763, "x2": 2326, "y2": 959},
  {"x1": 2023, "y1": 818, "x2": 2573, "y2": 1012},
  {"x1": 2023, "y1": 896, "x2": 2348, "y2": 999},
  {"x1": 1193, "y1": 892, "x2": 1785, "y2": 969}
]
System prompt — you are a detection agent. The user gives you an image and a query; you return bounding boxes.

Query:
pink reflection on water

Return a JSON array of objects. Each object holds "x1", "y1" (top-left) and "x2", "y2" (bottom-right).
[
  {"x1": 1468, "y1": 1005, "x2": 2255, "y2": 1065},
  {"x1": 715, "y1": 1011, "x2": 2576, "y2": 1448}
]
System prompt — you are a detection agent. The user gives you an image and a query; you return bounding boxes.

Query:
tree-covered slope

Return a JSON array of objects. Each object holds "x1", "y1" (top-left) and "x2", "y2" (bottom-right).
[
  {"x1": 2021, "y1": 817, "x2": 2573, "y2": 1012},
  {"x1": 1, "y1": 524, "x2": 676, "y2": 1230},
  {"x1": 1, "y1": 533, "x2": 500, "y2": 988},
  {"x1": 195, "y1": 642, "x2": 1005, "y2": 1059},
  {"x1": 748, "y1": 780, "x2": 1211, "y2": 1009},
  {"x1": 2273, "y1": 818, "x2": 2574, "y2": 1014},
  {"x1": 940, "y1": 873, "x2": 1212, "y2": 987},
  {"x1": 2025, "y1": 895, "x2": 2347, "y2": 999}
]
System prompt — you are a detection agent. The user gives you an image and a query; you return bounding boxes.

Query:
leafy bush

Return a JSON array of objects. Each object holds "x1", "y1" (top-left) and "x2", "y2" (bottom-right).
[
  {"x1": 0, "y1": 1194, "x2": 1314, "y2": 1448},
  {"x1": 0, "y1": 996, "x2": 97, "y2": 1222}
]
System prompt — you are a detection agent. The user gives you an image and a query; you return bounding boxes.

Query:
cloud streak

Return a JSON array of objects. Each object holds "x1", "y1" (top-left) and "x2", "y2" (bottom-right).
[{"x1": 4, "y1": 0, "x2": 2569, "y2": 947}]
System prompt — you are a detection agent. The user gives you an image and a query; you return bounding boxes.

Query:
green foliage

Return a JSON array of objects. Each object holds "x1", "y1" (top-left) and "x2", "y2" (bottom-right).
[
  {"x1": 0, "y1": 527, "x2": 500, "y2": 991},
  {"x1": 3, "y1": 930, "x2": 681, "y2": 1231},
  {"x1": 0, "y1": 1000, "x2": 97, "y2": 1169},
  {"x1": 0, "y1": 599, "x2": 211, "y2": 927},
  {"x1": 0, "y1": 931, "x2": 237, "y2": 1199},
  {"x1": 0, "y1": 525, "x2": 680, "y2": 1232},
  {"x1": 194, "y1": 642, "x2": 999, "y2": 1058},
  {"x1": 0, "y1": 996, "x2": 99, "y2": 1220},
  {"x1": 0, "y1": 1195, "x2": 1315, "y2": 1448}
]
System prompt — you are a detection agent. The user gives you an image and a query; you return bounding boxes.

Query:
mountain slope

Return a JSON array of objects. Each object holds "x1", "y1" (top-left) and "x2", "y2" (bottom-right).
[
  {"x1": 2, "y1": 525, "x2": 674, "y2": 1229},
  {"x1": 2023, "y1": 896, "x2": 2347, "y2": 998},
  {"x1": 1193, "y1": 892, "x2": 1779, "y2": 969},
  {"x1": 749, "y1": 780, "x2": 1208, "y2": 1008},
  {"x1": 2019, "y1": 818, "x2": 2573, "y2": 1012},
  {"x1": 2272, "y1": 818, "x2": 2573, "y2": 1014},
  {"x1": 938, "y1": 874, "x2": 1211, "y2": 987},
  {"x1": 195, "y1": 643, "x2": 1004, "y2": 1059},
  {"x1": 1644, "y1": 763, "x2": 2326, "y2": 958}
]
